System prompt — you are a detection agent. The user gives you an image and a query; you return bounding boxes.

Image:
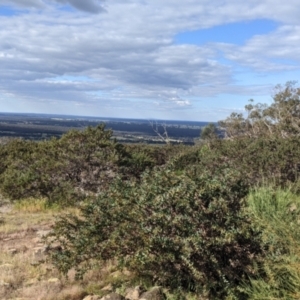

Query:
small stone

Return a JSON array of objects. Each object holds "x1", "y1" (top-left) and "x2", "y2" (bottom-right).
[
  {"x1": 101, "y1": 284, "x2": 113, "y2": 291},
  {"x1": 140, "y1": 287, "x2": 166, "y2": 300},
  {"x1": 125, "y1": 286, "x2": 144, "y2": 300},
  {"x1": 0, "y1": 280, "x2": 10, "y2": 287},
  {"x1": 8, "y1": 248, "x2": 17, "y2": 255},
  {"x1": 290, "y1": 204, "x2": 297, "y2": 212},
  {"x1": 111, "y1": 270, "x2": 122, "y2": 278},
  {"x1": 36, "y1": 230, "x2": 51, "y2": 237},
  {"x1": 100, "y1": 292, "x2": 125, "y2": 300},
  {"x1": 0, "y1": 263, "x2": 13, "y2": 268},
  {"x1": 48, "y1": 278, "x2": 60, "y2": 283},
  {"x1": 24, "y1": 278, "x2": 38, "y2": 286},
  {"x1": 83, "y1": 295, "x2": 102, "y2": 300},
  {"x1": 32, "y1": 237, "x2": 41, "y2": 243},
  {"x1": 19, "y1": 245, "x2": 28, "y2": 253},
  {"x1": 32, "y1": 246, "x2": 47, "y2": 263},
  {"x1": 122, "y1": 269, "x2": 132, "y2": 276}
]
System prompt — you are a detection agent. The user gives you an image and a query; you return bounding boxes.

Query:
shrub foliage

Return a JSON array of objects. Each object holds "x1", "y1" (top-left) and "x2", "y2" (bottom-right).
[{"x1": 47, "y1": 168, "x2": 263, "y2": 298}]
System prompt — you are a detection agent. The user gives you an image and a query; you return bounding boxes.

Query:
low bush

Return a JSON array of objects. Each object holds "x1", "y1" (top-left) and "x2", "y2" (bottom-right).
[
  {"x1": 0, "y1": 125, "x2": 126, "y2": 205},
  {"x1": 47, "y1": 167, "x2": 264, "y2": 299},
  {"x1": 169, "y1": 136, "x2": 300, "y2": 188},
  {"x1": 0, "y1": 126, "x2": 183, "y2": 205}
]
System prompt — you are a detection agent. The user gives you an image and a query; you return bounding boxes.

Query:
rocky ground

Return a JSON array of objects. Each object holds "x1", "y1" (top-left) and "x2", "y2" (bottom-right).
[{"x1": 0, "y1": 200, "x2": 170, "y2": 300}]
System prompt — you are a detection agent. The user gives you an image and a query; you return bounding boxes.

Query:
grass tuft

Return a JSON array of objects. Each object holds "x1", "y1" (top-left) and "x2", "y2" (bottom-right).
[
  {"x1": 242, "y1": 186, "x2": 300, "y2": 299},
  {"x1": 14, "y1": 197, "x2": 60, "y2": 213}
]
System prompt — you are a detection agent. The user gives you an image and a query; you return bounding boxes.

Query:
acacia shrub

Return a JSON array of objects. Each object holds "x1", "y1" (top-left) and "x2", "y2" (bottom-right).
[{"x1": 47, "y1": 167, "x2": 263, "y2": 299}]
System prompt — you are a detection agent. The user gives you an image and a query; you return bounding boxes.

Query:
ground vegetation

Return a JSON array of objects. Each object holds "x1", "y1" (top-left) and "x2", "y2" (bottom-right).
[{"x1": 1, "y1": 82, "x2": 300, "y2": 299}]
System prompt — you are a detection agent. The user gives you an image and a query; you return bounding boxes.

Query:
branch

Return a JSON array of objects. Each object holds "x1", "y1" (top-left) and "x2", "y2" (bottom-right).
[{"x1": 149, "y1": 121, "x2": 170, "y2": 144}]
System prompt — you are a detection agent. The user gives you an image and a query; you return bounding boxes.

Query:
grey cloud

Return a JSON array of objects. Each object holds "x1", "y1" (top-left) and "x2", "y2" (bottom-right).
[
  {"x1": 53, "y1": 0, "x2": 105, "y2": 13},
  {"x1": 0, "y1": 0, "x2": 105, "y2": 13},
  {"x1": 0, "y1": 0, "x2": 45, "y2": 8},
  {"x1": 0, "y1": 10, "x2": 230, "y2": 107}
]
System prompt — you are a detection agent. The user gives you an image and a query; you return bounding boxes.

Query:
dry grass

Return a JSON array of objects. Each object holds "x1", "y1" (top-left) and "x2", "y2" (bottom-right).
[{"x1": 0, "y1": 198, "x2": 131, "y2": 300}]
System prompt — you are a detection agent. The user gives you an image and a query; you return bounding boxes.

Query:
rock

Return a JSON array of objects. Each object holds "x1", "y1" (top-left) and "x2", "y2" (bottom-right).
[
  {"x1": 0, "y1": 263, "x2": 13, "y2": 268},
  {"x1": 122, "y1": 269, "x2": 132, "y2": 276},
  {"x1": 101, "y1": 284, "x2": 113, "y2": 291},
  {"x1": 32, "y1": 246, "x2": 47, "y2": 263},
  {"x1": 290, "y1": 204, "x2": 297, "y2": 212},
  {"x1": 48, "y1": 278, "x2": 60, "y2": 283},
  {"x1": 36, "y1": 229, "x2": 51, "y2": 237},
  {"x1": 125, "y1": 286, "x2": 144, "y2": 300},
  {"x1": 19, "y1": 245, "x2": 28, "y2": 253},
  {"x1": 100, "y1": 293, "x2": 125, "y2": 300},
  {"x1": 8, "y1": 248, "x2": 17, "y2": 255},
  {"x1": 24, "y1": 278, "x2": 38, "y2": 286},
  {"x1": 0, "y1": 280, "x2": 10, "y2": 287},
  {"x1": 111, "y1": 270, "x2": 122, "y2": 278},
  {"x1": 139, "y1": 287, "x2": 166, "y2": 300},
  {"x1": 32, "y1": 237, "x2": 41, "y2": 244},
  {"x1": 83, "y1": 296, "x2": 102, "y2": 300}
]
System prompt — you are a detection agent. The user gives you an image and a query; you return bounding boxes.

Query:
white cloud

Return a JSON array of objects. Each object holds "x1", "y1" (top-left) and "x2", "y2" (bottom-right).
[
  {"x1": 1, "y1": 0, "x2": 300, "y2": 119},
  {"x1": 218, "y1": 25, "x2": 300, "y2": 72}
]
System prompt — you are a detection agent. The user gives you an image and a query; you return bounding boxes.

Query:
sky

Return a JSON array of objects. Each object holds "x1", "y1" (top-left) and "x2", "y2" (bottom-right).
[{"x1": 0, "y1": 1, "x2": 300, "y2": 121}]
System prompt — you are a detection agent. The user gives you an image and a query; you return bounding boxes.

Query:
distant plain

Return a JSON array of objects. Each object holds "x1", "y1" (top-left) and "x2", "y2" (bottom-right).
[{"x1": 0, "y1": 113, "x2": 208, "y2": 144}]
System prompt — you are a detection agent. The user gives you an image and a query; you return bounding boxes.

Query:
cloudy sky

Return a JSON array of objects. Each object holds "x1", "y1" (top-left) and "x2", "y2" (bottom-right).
[{"x1": 0, "y1": 0, "x2": 300, "y2": 121}]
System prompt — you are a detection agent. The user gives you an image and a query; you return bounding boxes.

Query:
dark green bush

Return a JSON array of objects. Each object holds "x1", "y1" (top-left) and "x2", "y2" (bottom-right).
[
  {"x1": 0, "y1": 125, "x2": 185, "y2": 205},
  {"x1": 0, "y1": 125, "x2": 126, "y2": 205},
  {"x1": 169, "y1": 137, "x2": 300, "y2": 188},
  {"x1": 119, "y1": 144, "x2": 185, "y2": 180},
  {"x1": 47, "y1": 167, "x2": 263, "y2": 298}
]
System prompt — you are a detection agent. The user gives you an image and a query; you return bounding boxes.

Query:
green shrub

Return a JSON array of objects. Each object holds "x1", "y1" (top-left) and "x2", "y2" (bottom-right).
[
  {"x1": 47, "y1": 167, "x2": 263, "y2": 299},
  {"x1": 168, "y1": 137, "x2": 300, "y2": 188},
  {"x1": 120, "y1": 144, "x2": 185, "y2": 178},
  {"x1": 0, "y1": 125, "x2": 126, "y2": 205}
]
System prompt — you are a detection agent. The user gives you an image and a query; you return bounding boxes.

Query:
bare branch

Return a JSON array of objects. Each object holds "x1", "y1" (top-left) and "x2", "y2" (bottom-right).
[{"x1": 149, "y1": 120, "x2": 170, "y2": 144}]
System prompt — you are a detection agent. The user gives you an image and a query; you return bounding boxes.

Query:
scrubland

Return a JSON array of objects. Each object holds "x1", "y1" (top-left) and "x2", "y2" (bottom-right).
[{"x1": 1, "y1": 82, "x2": 300, "y2": 299}]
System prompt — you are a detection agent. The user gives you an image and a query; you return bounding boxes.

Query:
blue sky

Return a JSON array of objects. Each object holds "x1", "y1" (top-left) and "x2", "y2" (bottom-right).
[
  {"x1": 175, "y1": 19, "x2": 279, "y2": 46},
  {"x1": 0, "y1": 0, "x2": 300, "y2": 121}
]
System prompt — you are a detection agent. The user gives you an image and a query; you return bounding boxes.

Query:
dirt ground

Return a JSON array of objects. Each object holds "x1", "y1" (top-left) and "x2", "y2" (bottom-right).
[{"x1": 0, "y1": 200, "x2": 122, "y2": 300}]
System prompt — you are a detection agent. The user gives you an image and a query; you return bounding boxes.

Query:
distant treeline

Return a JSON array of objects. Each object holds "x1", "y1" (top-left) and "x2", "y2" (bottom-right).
[
  {"x1": 0, "y1": 115, "x2": 205, "y2": 141},
  {"x1": 106, "y1": 122, "x2": 201, "y2": 138}
]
